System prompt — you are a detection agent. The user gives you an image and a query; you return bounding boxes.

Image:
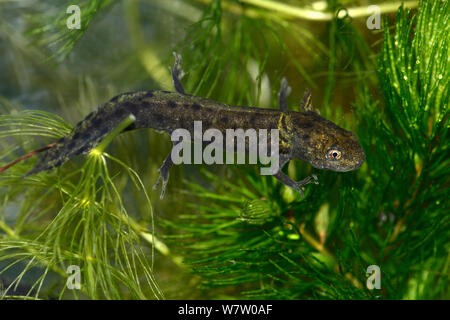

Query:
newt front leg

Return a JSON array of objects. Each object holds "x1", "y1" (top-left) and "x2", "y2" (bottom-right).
[
  {"x1": 272, "y1": 79, "x2": 318, "y2": 197},
  {"x1": 271, "y1": 152, "x2": 318, "y2": 198}
]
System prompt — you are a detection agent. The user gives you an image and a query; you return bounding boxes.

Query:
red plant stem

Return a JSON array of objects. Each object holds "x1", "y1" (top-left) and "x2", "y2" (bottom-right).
[{"x1": 0, "y1": 142, "x2": 57, "y2": 173}]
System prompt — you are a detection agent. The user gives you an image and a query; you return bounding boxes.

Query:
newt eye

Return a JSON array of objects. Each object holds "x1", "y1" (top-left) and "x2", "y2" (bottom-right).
[{"x1": 327, "y1": 148, "x2": 342, "y2": 160}]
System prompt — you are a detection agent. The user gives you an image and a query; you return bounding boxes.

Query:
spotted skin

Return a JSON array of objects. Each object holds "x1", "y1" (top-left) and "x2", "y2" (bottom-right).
[
  {"x1": 27, "y1": 90, "x2": 365, "y2": 173},
  {"x1": 23, "y1": 54, "x2": 365, "y2": 198}
]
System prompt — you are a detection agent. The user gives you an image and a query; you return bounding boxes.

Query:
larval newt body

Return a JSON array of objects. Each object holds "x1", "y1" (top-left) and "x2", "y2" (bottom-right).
[{"x1": 2, "y1": 53, "x2": 365, "y2": 198}]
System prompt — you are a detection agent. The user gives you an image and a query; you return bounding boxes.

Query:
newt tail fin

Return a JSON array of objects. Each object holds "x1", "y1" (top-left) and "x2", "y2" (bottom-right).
[
  {"x1": 1, "y1": 91, "x2": 145, "y2": 177},
  {"x1": 24, "y1": 106, "x2": 131, "y2": 177}
]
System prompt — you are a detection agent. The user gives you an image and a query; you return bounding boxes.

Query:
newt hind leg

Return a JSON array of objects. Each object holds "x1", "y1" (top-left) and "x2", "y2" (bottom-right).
[
  {"x1": 152, "y1": 152, "x2": 173, "y2": 199},
  {"x1": 153, "y1": 54, "x2": 188, "y2": 199},
  {"x1": 170, "y1": 52, "x2": 186, "y2": 94},
  {"x1": 153, "y1": 140, "x2": 181, "y2": 199}
]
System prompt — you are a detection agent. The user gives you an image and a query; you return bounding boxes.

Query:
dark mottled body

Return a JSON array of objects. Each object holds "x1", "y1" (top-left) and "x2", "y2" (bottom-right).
[{"x1": 28, "y1": 90, "x2": 364, "y2": 175}]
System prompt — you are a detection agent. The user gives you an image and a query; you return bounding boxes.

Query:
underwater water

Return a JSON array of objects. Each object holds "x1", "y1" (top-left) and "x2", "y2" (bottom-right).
[{"x1": 0, "y1": 0, "x2": 448, "y2": 301}]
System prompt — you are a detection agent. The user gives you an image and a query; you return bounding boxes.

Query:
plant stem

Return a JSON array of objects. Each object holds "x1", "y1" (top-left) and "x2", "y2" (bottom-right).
[
  {"x1": 198, "y1": 0, "x2": 419, "y2": 21},
  {"x1": 299, "y1": 223, "x2": 363, "y2": 289},
  {"x1": 119, "y1": 213, "x2": 185, "y2": 268},
  {"x1": 0, "y1": 220, "x2": 16, "y2": 238},
  {"x1": 91, "y1": 115, "x2": 136, "y2": 154}
]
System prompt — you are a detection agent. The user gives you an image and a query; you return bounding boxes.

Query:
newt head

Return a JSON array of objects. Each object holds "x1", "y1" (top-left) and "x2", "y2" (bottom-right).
[{"x1": 291, "y1": 111, "x2": 366, "y2": 172}]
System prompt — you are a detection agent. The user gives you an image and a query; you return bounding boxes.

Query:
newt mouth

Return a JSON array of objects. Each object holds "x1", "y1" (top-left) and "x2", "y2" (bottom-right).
[
  {"x1": 356, "y1": 149, "x2": 366, "y2": 168},
  {"x1": 349, "y1": 150, "x2": 366, "y2": 171},
  {"x1": 330, "y1": 154, "x2": 366, "y2": 172}
]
